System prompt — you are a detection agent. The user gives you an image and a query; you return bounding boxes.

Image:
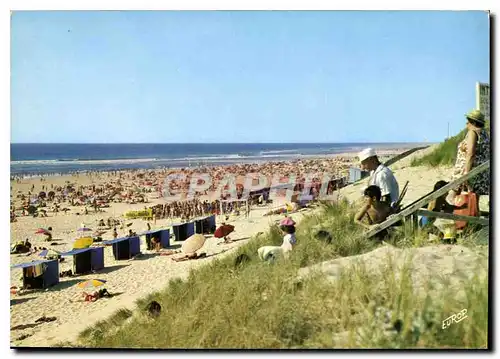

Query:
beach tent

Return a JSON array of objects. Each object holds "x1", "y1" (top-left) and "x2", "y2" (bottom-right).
[
  {"x1": 172, "y1": 222, "x2": 195, "y2": 242},
  {"x1": 11, "y1": 260, "x2": 59, "y2": 289},
  {"x1": 193, "y1": 215, "x2": 216, "y2": 235},
  {"x1": 104, "y1": 236, "x2": 141, "y2": 260},
  {"x1": 137, "y1": 229, "x2": 171, "y2": 250},
  {"x1": 60, "y1": 247, "x2": 105, "y2": 275}
]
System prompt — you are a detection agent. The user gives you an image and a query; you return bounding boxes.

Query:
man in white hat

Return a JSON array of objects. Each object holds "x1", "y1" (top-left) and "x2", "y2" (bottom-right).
[{"x1": 358, "y1": 148, "x2": 399, "y2": 207}]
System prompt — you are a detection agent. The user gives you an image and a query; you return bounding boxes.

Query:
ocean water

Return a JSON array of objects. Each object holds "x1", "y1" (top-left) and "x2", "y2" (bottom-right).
[{"x1": 10, "y1": 143, "x2": 420, "y2": 176}]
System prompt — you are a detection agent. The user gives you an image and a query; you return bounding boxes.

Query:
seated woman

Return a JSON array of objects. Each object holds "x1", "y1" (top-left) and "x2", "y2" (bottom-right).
[
  {"x1": 421, "y1": 181, "x2": 457, "y2": 227},
  {"x1": 354, "y1": 185, "x2": 392, "y2": 240},
  {"x1": 151, "y1": 234, "x2": 161, "y2": 251},
  {"x1": 421, "y1": 180, "x2": 463, "y2": 241}
]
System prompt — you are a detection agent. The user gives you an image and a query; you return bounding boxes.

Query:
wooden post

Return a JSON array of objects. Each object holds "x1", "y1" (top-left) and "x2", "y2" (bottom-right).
[{"x1": 412, "y1": 213, "x2": 418, "y2": 232}]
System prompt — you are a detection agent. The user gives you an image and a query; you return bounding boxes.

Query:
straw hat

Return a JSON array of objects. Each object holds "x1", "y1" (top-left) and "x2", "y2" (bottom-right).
[
  {"x1": 465, "y1": 109, "x2": 485, "y2": 124},
  {"x1": 181, "y1": 234, "x2": 206, "y2": 254},
  {"x1": 358, "y1": 148, "x2": 377, "y2": 163}
]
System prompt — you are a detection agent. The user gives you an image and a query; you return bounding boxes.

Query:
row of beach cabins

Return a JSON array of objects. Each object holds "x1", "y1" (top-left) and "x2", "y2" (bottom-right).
[{"x1": 11, "y1": 215, "x2": 217, "y2": 290}]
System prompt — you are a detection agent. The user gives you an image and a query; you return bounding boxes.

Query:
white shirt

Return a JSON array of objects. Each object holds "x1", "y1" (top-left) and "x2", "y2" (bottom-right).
[
  {"x1": 281, "y1": 233, "x2": 296, "y2": 252},
  {"x1": 369, "y1": 164, "x2": 399, "y2": 205}
]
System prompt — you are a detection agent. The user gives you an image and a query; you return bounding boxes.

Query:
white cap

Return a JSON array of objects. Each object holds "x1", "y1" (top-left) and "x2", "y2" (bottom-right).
[{"x1": 358, "y1": 148, "x2": 377, "y2": 162}]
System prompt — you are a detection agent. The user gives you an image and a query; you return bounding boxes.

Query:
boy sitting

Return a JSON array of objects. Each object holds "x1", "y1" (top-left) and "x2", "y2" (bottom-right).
[{"x1": 354, "y1": 185, "x2": 392, "y2": 235}]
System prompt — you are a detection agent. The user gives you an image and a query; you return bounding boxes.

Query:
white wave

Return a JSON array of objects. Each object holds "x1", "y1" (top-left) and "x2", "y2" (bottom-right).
[
  {"x1": 11, "y1": 158, "x2": 160, "y2": 166},
  {"x1": 259, "y1": 149, "x2": 300, "y2": 155},
  {"x1": 11, "y1": 153, "x2": 317, "y2": 168}
]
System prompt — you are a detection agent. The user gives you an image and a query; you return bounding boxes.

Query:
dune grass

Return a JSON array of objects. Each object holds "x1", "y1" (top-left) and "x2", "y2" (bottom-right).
[
  {"x1": 412, "y1": 121, "x2": 490, "y2": 168},
  {"x1": 75, "y1": 201, "x2": 489, "y2": 349},
  {"x1": 411, "y1": 129, "x2": 467, "y2": 167}
]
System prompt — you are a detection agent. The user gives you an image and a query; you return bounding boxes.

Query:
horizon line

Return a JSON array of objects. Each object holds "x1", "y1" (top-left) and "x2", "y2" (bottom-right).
[{"x1": 10, "y1": 141, "x2": 432, "y2": 145}]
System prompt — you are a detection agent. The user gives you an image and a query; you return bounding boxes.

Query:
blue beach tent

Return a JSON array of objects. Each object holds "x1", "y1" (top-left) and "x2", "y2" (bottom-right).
[
  {"x1": 60, "y1": 247, "x2": 105, "y2": 274},
  {"x1": 104, "y1": 236, "x2": 141, "y2": 260},
  {"x1": 137, "y1": 229, "x2": 171, "y2": 250},
  {"x1": 193, "y1": 215, "x2": 216, "y2": 235},
  {"x1": 171, "y1": 221, "x2": 195, "y2": 241},
  {"x1": 11, "y1": 259, "x2": 59, "y2": 289}
]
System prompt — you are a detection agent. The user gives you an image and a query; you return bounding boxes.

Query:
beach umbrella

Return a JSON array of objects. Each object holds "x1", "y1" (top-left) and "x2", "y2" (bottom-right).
[
  {"x1": 181, "y1": 234, "x2": 206, "y2": 254},
  {"x1": 77, "y1": 226, "x2": 92, "y2": 232},
  {"x1": 77, "y1": 279, "x2": 107, "y2": 289},
  {"x1": 214, "y1": 224, "x2": 235, "y2": 239},
  {"x1": 35, "y1": 228, "x2": 50, "y2": 235}
]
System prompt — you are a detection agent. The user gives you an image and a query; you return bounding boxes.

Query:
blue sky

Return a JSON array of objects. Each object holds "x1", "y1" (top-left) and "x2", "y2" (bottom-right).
[{"x1": 11, "y1": 11, "x2": 489, "y2": 143}]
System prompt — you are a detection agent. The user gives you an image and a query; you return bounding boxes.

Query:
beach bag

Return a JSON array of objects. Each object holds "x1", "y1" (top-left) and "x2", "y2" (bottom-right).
[
  {"x1": 434, "y1": 218, "x2": 457, "y2": 240},
  {"x1": 454, "y1": 192, "x2": 479, "y2": 230},
  {"x1": 257, "y1": 246, "x2": 283, "y2": 262}
]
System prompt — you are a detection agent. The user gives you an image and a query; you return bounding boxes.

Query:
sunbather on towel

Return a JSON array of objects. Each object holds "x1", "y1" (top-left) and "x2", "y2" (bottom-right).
[
  {"x1": 160, "y1": 249, "x2": 179, "y2": 256},
  {"x1": 172, "y1": 252, "x2": 207, "y2": 262},
  {"x1": 83, "y1": 288, "x2": 112, "y2": 302},
  {"x1": 355, "y1": 185, "x2": 392, "y2": 239}
]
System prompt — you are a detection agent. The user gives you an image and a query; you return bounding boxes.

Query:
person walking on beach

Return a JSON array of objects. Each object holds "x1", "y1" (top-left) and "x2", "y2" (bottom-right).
[
  {"x1": 358, "y1": 148, "x2": 399, "y2": 207},
  {"x1": 45, "y1": 227, "x2": 53, "y2": 242}
]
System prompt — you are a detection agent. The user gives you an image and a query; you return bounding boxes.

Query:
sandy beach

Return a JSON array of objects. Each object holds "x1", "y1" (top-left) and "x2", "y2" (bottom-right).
[{"x1": 10, "y1": 147, "x2": 429, "y2": 347}]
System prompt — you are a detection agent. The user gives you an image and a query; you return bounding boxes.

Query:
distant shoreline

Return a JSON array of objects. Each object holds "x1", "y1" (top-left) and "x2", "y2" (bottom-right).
[{"x1": 10, "y1": 145, "x2": 417, "y2": 179}]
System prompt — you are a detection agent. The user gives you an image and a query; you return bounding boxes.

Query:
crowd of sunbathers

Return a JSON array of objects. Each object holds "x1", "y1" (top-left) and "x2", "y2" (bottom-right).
[{"x1": 11, "y1": 156, "x2": 355, "y2": 224}]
